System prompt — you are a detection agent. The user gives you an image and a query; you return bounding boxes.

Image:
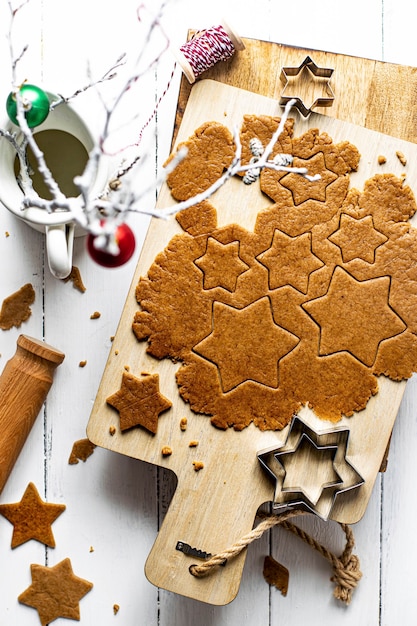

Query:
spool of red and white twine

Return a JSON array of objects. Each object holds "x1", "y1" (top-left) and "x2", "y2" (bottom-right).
[{"x1": 174, "y1": 21, "x2": 245, "y2": 83}]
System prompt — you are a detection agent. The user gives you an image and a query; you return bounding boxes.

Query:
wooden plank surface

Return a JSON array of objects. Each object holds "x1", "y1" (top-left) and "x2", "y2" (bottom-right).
[
  {"x1": 87, "y1": 78, "x2": 417, "y2": 604},
  {"x1": 2, "y1": 0, "x2": 417, "y2": 623},
  {"x1": 174, "y1": 38, "x2": 417, "y2": 145}
]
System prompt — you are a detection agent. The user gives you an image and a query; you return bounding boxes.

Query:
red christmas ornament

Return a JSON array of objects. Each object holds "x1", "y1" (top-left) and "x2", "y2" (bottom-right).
[{"x1": 87, "y1": 222, "x2": 136, "y2": 268}]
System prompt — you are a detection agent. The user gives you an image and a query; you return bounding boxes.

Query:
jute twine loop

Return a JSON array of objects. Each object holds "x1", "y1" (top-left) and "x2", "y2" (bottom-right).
[{"x1": 189, "y1": 511, "x2": 362, "y2": 605}]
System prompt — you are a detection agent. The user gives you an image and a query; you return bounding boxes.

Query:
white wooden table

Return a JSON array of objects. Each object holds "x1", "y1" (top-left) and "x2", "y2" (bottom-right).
[{"x1": 0, "y1": 0, "x2": 416, "y2": 623}]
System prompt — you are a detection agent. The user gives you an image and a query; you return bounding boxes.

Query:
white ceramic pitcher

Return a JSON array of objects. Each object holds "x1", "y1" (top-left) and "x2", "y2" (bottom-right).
[{"x1": 0, "y1": 95, "x2": 109, "y2": 279}]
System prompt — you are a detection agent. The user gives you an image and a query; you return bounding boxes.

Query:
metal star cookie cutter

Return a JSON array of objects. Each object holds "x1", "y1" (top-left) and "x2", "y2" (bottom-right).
[
  {"x1": 257, "y1": 416, "x2": 364, "y2": 520},
  {"x1": 279, "y1": 55, "x2": 335, "y2": 117}
]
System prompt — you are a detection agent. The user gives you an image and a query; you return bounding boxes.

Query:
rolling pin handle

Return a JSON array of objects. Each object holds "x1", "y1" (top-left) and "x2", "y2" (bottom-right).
[{"x1": 0, "y1": 335, "x2": 65, "y2": 495}]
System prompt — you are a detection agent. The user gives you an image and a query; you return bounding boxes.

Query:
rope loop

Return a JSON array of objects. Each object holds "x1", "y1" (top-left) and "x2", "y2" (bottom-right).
[
  {"x1": 331, "y1": 553, "x2": 362, "y2": 604},
  {"x1": 188, "y1": 510, "x2": 362, "y2": 604}
]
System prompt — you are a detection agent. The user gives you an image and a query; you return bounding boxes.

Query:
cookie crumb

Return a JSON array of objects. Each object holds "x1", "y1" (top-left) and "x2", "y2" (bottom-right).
[
  {"x1": 0, "y1": 283, "x2": 35, "y2": 330},
  {"x1": 378, "y1": 155, "x2": 386, "y2": 165},
  {"x1": 189, "y1": 440, "x2": 199, "y2": 447},
  {"x1": 109, "y1": 425, "x2": 116, "y2": 436},
  {"x1": 192, "y1": 461, "x2": 204, "y2": 471},
  {"x1": 263, "y1": 555, "x2": 289, "y2": 596},
  {"x1": 62, "y1": 266, "x2": 86, "y2": 293},
  {"x1": 396, "y1": 150, "x2": 407, "y2": 166},
  {"x1": 89, "y1": 546, "x2": 94, "y2": 553},
  {"x1": 79, "y1": 360, "x2": 87, "y2": 368},
  {"x1": 110, "y1": 335, "x2": 115, "y2": 342},
  {"x1": 113, "y1": 604, "x2": 120, "y2": 615},
  {"x1": 162, "y1": 446, "x2": 173, "y2": 457},
  {"x1": 180, "y1": 417, "x2": 188, "y2": 431},
  {"x1": 5, "y1": 231, "x2": 9, "y2": 237},
  {"x1": 124, "y1": 365, "x2": 130, "y2": 372},
  {"x1": 68, "y1": 439, "x2": 96, "y2": 464},
  {"x1": 90, "y1": 311, "x2": 101, "y2": 319},
  {"x1": 114, "y1": 350, "x2": 119, "y2": 356}
]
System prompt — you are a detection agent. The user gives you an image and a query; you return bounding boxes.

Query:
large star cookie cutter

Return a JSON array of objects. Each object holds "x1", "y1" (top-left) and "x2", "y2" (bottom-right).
[
  {"x1": 279, "y1": 56, "x2": 335, "y2": 117},
  {"x1": 257, "y1": 416, "x2": 364, "y2": 520}
]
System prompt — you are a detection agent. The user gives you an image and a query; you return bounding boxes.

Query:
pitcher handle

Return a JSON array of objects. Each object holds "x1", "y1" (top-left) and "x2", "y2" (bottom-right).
[{"x1": 45, "y1": 223, "x2": 74, "y2": 279}]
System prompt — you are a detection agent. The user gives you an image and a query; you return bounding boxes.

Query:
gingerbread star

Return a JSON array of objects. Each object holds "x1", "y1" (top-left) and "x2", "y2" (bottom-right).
[
  {"x1": 0, "y1": 482, "x2": 65, "y2": 548},
  {"x1": 280, "y1": 152, "x2": 338, "y2": 205},
  {"x1": 18, "y1": 558, "x2": 93, "y2": 625},
  {"x1": 195, "y1": 297, "x2": 299, "y2": 391},
  {"x1": 329, "y1": 213, "x2": 388, "y2": 263},
  {"x1": 106, "y1": 371, "x2": 172, "y2": 433},
  {"x1": 195, "y1": 237, "x2": 249, "y2": 291},
  {"x1": 303, "y1": 266, "x2": 406, "y2": 366},
  {"x1": 257, "y1": 230, "x2": 323, "y2": 293}
]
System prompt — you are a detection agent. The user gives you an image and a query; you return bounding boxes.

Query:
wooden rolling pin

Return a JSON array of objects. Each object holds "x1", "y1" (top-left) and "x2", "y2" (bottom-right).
[{"x1": 0, "y1": 335, "x2": 65, "y2": 494}]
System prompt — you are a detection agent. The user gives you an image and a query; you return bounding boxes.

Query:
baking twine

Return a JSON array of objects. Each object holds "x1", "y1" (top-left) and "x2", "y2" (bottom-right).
[
  {"x1": 189, "y1": 510, "x2": 362, "y2": 605},
  {"x1": 175, "y1": 21, "x2": 245, "y2": 84},
  {"x1": 141, "y1": 22, "x2": 243, "y2": 138}
]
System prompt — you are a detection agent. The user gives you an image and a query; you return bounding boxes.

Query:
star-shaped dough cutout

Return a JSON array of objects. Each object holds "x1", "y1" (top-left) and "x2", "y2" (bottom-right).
[
  {"x1": 328, "y1": 214, "x2": 388, "y2": 263},
  {"x1": 194, "y1": 297, "x2": 299, "y2": 392},
  {"x1": 257, "y1": 230, "x2": 323, "y2": 293},
  {"x1": 280, "y1": 152, "x2": 338, "y2": 205},
  {"x1": 303, "y1": 266, "x2": 406, "y2": 366},
  {"x1": 106, "y1": 371, "x2": 172, "y2": 433},
  {"x1": 195, "y1": 237, "x2": 249, "y2": 291},
  {"x1": 0, "y1": 482, "x2": 65, "y2": 548},
  {"x1": 18, "y1": 558, "x2": 93, "y2": 625}
]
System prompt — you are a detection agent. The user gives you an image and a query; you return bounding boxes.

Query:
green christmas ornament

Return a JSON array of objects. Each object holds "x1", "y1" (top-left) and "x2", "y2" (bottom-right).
[{"x1": 6, "y1": 84, "x2": 50, "y2": 128}]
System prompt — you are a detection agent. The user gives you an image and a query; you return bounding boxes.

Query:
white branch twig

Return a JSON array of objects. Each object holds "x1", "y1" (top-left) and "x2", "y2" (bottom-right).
[{"x1": 1, "y1": 2, "x2": 319, "y2": 258}]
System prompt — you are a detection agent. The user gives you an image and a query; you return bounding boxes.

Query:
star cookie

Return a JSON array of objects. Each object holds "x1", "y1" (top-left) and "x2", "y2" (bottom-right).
[
  {"x1": 303, "y1": 267, "x2": 406, "y2": 367},
  {"x1": 18, "y1": 558, "x2": 93, "y2": 625},
  {"x1": 194, "y1": 297, "x2": 299, "y2": 391},
  {"x1": 195, "y1": 237, "x2": 249, "y2": 291},
  {"x1": 328, "y1": 214, "x2": 387, "y2": 263},
  {"x1": 0, "y1": 482, "x2": 65, "y2": 548},
  {"x1": 106, "y1": 371, "x2": 172, "y2": 433}
]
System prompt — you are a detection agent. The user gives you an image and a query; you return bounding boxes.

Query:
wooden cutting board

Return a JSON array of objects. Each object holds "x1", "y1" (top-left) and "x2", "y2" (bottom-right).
[
  {"x1": 87, "y1": 78, "x2": 417, "y2": 605},
  {"x1": 173, "y1": 37, "x2": 417, "y2": 146}
]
